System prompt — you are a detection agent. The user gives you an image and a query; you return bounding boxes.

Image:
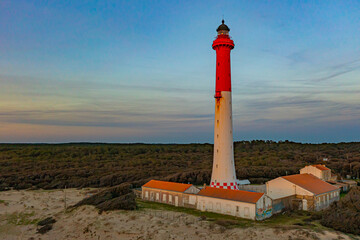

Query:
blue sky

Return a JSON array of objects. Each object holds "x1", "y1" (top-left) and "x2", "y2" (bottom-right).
[{"x1": 0, "y1": 0, "x2": 359, "y2": 143}]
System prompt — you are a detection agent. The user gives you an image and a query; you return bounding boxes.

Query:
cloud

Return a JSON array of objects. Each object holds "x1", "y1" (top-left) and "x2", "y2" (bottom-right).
[
  {"x1": 0, "y1": 109, "x2": 213, "y2": 128},
  {"x1": 291, "y1": 58, "x2": 360, "y2": 83}
]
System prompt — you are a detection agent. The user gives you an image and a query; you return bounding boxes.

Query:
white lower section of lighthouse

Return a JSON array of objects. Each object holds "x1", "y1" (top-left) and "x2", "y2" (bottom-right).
[{"x1": 210, "y1": 91, "x2": 238, "y2": 190}]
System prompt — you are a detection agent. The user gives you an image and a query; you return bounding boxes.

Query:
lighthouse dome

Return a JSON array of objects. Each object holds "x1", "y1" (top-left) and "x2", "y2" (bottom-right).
[{"x1": 216, "y1": 20, "x2": 230, "y2": 33}]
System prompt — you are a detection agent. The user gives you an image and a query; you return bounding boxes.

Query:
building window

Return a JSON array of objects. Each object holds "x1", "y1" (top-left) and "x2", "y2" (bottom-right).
[
  {"x1": 145, "y1": 191, "x2": 149, "y2": 199},
  {"x1": 169, "y1": 196, "x2": 173, "y2": 203},
  {"x1": 244, "y1": 207, "x2": 249, "y2": 217},
  {"x1": 163, "y1": 194, "x2": 166, "y2": 202},
  {"x1": 236, "y1": 206, "x2": 239, "y2": 212},
  {"x1": 216, "y1": 202, "x2": 221, "y2": 212}
]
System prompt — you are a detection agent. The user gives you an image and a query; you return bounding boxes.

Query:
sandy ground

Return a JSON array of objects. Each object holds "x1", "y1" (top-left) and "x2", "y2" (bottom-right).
[{"x1": 0, "y1": 189, "x2": 357, "y2": 240}]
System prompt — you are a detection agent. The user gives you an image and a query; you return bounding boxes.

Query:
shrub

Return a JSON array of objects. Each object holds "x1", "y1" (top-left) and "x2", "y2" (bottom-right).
[
  {"x1": 320, "y1": 187, "x2": 360, "y2": 235},
  {"x1": 72, "y1": 183, "x2": 136, "y2": 213}
]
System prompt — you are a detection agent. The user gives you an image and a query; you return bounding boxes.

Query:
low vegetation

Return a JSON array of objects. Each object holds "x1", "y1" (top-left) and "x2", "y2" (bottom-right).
[
  {"x1": 138, "y1": 198, "x2": 360, "y2": 237},
  {"x1": 72, "y1": 183, "x2": 136, "y2": 213},
  {"x1": 6, "y1": 211, "x2": 38, "y2": 225},
  {"x1": 37, "y1": 217, "x2": 56, "y2": 234},
  {"x1": 138, "y1": 199, "x2": 319, "y2": 230},
  {"x1": 0, "y1": 141, "x2": 359, "y2": 191},
  {"x1": 320, "y1": 186, "x2": 360, "y2": 235}
]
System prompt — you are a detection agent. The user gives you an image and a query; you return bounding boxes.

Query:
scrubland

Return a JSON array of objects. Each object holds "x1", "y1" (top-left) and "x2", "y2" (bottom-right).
[{"x1": 1, "y1": 141, "x2": 359, "y2": 191}]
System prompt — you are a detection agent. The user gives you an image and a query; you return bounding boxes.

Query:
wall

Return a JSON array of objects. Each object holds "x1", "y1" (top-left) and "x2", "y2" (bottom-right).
[
  {"x1": 266, "y1": 177, "x2": 295, "y2": 199},
  {"x1": 272, "y1": 195, "x2": 296, "y2": 214},
  {"x1": 196, "y1": 195, "x2": 257, "y2": 220},
  {"x1": 184, "y1": 186, "x2": 200, "y2": 194},
  {"x1": 255, "y1": 195, "x2": 273, "y2": 220},
  {"x1": 142, "y1": 187, "x2": 188, "y2": 207},
  {"x1": 238, "y1": 184, "x2": 266, "y2": 193},
  {"x1": 300, "y1": 166, "x2": 331, "y2": 181},
  {"x1": 314, "y1": 190, "x2": 340, "y2": 211},
  {"x1": 267, "y1": 177, "x2": 314, "y2": 200}
]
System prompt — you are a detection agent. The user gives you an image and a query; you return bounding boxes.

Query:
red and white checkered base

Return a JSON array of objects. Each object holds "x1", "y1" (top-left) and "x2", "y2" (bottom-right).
[{"x1": 210, "y1": 181, "x2": 238, "y2": 190}]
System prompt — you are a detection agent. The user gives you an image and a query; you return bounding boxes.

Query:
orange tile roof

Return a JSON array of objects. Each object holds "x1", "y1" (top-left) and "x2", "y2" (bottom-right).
[
  {"x1": 282, "y1": 174, "x2": 338, "y2": 195},
  {"x1": 142, "y1": 180, "x2": 192, "y2": 192},
  {"x1": 312, "y1": 164, "x2": 330, "y2": 171},
  {"x1": 198, "y1": 187, "x2": 264, "y2": 204}
]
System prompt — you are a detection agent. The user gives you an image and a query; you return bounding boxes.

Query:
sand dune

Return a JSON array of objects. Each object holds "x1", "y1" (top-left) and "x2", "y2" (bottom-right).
[{"x1": 0, "y1": 189, "x2": 356, "y2": 240}]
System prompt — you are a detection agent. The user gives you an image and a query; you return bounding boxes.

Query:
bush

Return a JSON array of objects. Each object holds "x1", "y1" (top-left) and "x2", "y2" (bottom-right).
[
  {"x1": 72, "y1": 183, "x2": 136, "y2": 213},
  {"x1": 320, "y1": 187, "x2": 360, "y2": 235},
  {"x1": 37, "y1": 217, "x2": 56, "y2": 226}
]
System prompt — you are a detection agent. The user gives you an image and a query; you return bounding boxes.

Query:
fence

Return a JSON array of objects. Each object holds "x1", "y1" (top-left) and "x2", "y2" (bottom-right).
[{"x1": 238, "y1": 184, "x2": 266, "y2": 193}]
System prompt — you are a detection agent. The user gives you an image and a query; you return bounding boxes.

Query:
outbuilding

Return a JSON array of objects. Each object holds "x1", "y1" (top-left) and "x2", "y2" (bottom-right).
[
  {"x1": 300, "y1": 164, "x2": 331, "y2": 181},
  {"x1": 266, "y1": 173, "x2": 340, "y2": 211},
  {"x1": 196, "y1": 187, "x2": 272, "y2": 220},
  {"x1": 142, "y1": 180, "x2": 200, "y2": 208}
]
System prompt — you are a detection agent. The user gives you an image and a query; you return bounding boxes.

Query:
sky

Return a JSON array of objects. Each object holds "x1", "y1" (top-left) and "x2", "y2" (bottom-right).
[{"x1": 0, "y1": 0, "x2": 359, "y2": 143}]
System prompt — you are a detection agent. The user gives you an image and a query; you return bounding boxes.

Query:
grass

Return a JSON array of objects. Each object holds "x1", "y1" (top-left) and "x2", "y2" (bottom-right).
[
  {"x1": 136, "y1": 199, "x2": 331, "y2": 231},
  {"x1": 6, "y1": 211, "x2": 39, "y2": 225},
  {"x1": 137, "y1": 199, "x2": 253, "y2": 228},
  {"x1": 340, "y1": 192, "x2": 348, "y2": 199}
]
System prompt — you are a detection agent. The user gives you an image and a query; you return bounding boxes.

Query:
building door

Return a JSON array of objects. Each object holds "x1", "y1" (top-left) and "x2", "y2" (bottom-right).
[
  {"x1": 302, "y1": 199, "x2": 308, "y2": 211},
  {"x1": 175, "y1": 196, "x2": 179, "y2": 207},
  {"x1": 244, "y1": 207, "x2": 249, "y2": 217},
  {"x1": 201, "y1": 201, "x2": 205, "y2": 211}
]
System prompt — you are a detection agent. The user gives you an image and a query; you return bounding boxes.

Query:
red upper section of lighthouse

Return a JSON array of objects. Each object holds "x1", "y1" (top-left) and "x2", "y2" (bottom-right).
[{"x1": 213, "y1": 20, "x2": 234, "y2": 94}]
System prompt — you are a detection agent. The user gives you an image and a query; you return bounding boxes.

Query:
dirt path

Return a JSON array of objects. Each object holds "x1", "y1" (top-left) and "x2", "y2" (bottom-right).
[{"x1": 0, "y1": 189, "x2": 357, "y2": 240}]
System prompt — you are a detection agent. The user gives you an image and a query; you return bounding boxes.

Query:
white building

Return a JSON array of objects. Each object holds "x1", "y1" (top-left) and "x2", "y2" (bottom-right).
[
  {"x1": 142, "y1": 180, "x2": 200, "y2": 208},
  {"x1": 266, "y1": 174, "x2": 340, "y2": 212},
  {"x1": 141, "y1": 180, "x2": 273, "y2": 220},
  {"x1": 196, "y1": 186, "x2": 272, "y2": 220},
  {"x1": 300, "y1": 164, "x2": 331, "y2": 181}
]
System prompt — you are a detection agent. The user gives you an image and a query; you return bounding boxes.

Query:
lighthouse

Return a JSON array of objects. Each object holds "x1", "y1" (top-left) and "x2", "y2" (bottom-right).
[{"x1": 210, "y1": 20, "x2": 238, "y2": 190}]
